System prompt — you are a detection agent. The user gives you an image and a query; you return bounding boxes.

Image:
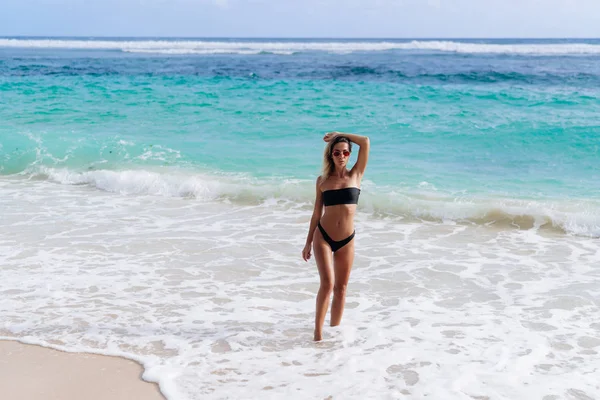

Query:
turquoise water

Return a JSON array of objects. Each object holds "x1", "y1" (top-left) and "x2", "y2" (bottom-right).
[{"x1": 1, "y1": 38, "x2": 600, "y2": 233}]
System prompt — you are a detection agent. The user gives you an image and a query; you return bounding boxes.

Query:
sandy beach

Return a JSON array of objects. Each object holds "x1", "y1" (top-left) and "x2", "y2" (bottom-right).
[{"x1": 0, "y1": 340, "x2": 165, "y2": 400}]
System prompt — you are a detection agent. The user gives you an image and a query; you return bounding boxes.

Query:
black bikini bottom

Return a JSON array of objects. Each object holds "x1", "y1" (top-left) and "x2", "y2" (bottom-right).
[{"x1": 317, "y1": 222, "x2": 355, "y2": 253}]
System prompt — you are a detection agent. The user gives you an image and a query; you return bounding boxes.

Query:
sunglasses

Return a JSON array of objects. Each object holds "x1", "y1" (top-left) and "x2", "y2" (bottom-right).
[{"x1": 332, "y1": 150, "x2": 350, "y2": 158}]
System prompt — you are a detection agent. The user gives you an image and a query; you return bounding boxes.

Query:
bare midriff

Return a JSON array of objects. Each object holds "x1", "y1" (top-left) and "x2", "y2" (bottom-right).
[{"x1": 319, "y1": 204, "x2": 357, "y2": 241}]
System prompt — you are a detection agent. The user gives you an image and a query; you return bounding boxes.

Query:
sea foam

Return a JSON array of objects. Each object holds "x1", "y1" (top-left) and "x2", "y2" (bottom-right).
[
  {"x1": 2, "y1": 39, "x2": 600, "y2": 55},
  {"x1": 20, "y1": 166, "x2": 600, "y2": 238}
]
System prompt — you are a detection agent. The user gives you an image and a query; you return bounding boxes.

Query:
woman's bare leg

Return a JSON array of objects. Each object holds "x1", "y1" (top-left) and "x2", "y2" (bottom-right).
[
  {"x1": 330, "y1": 240, "x2": 355, "y2": 327},
  {"x1": 313, "y1": 230, "x2": 333, "y2": 341}
]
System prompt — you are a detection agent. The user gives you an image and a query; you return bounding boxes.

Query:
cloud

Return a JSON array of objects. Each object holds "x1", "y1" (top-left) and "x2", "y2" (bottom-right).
[{"x1": 213, "y1": 0, "x2": 228, "y2": 8}]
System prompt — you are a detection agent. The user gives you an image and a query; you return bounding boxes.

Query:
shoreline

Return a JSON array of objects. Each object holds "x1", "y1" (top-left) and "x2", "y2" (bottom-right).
[{"x1": 0, "y1": 339, "x2": 166, "y2": 400}]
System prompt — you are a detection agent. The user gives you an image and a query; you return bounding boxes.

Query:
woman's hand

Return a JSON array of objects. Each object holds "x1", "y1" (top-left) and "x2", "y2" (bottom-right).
[
  {"x1": 302, "y1": 243, "x2": 312, "y2": 262},
  {"x1": 323, "y1": 131, "x2": 341, "y2": 143}
]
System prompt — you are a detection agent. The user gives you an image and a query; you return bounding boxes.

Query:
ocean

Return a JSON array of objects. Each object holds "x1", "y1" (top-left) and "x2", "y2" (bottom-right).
[{"x1": 1, "y1": 37, "x2": 599, "y2": 399}]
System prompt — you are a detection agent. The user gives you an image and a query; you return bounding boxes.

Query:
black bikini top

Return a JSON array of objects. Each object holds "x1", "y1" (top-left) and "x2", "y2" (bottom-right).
[{"x1": 322, "y1": 187, "x2": 361, "y2": 207}]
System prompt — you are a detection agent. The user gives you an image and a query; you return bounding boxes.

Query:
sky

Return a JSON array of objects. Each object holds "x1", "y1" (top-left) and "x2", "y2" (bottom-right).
[{"x1": 1, "y1": 0, "x2": 600, "y2": 38}]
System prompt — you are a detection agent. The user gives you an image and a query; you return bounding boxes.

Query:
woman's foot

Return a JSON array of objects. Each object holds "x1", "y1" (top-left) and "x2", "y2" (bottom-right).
[{"x1": 314, "y1": 330, "x2": 323, "y2": 341}]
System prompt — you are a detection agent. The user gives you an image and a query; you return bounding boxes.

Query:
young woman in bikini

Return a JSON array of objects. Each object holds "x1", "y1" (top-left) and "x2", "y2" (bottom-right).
[{"x1": 302, "y1": 131, "x2": 370, "y2": 341}]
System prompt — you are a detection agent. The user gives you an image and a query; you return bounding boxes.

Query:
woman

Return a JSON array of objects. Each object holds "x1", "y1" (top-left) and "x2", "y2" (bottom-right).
[{"x1": 302, "y1": 131, "x2": 370, "y2": 341}]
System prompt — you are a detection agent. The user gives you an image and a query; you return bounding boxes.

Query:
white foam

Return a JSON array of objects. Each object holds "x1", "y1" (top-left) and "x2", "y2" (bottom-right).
[
  {"x1": 34, "y1": 166, "x2": 315, "y2": 204},
  {"x1": 2, "y1": 38, "x2": 600, "y2": 55},
  {"x1": 1, "y1": 177, "x2": 600, "y2": 399},
  {"x1": 21, "y1": 166, "x2": 600, "y2": 238},
  {"x1": 124, "y1": 49, "x2": 295, "y2": 55}
]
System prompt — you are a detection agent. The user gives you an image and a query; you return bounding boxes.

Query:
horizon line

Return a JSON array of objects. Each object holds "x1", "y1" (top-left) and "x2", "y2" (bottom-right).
[{"x1": 1, "y1": 35, "x2": 599, "y2": 40}]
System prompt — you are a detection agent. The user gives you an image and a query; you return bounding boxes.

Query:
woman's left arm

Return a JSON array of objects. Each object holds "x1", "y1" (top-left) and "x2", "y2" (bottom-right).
[{"x1": 329, "y1": 131, "x2": 370, "y2": 177}]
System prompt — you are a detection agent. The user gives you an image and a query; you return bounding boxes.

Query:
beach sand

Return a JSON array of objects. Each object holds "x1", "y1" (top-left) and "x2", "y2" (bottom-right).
[{"x1": 0, "y1": 340, "x2": 165, "y2": 400}]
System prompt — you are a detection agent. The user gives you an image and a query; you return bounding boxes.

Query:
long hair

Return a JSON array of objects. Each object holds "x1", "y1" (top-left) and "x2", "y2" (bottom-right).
[{"x1": 322, "y1": 136, "x2": 352, "y2": 180}]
